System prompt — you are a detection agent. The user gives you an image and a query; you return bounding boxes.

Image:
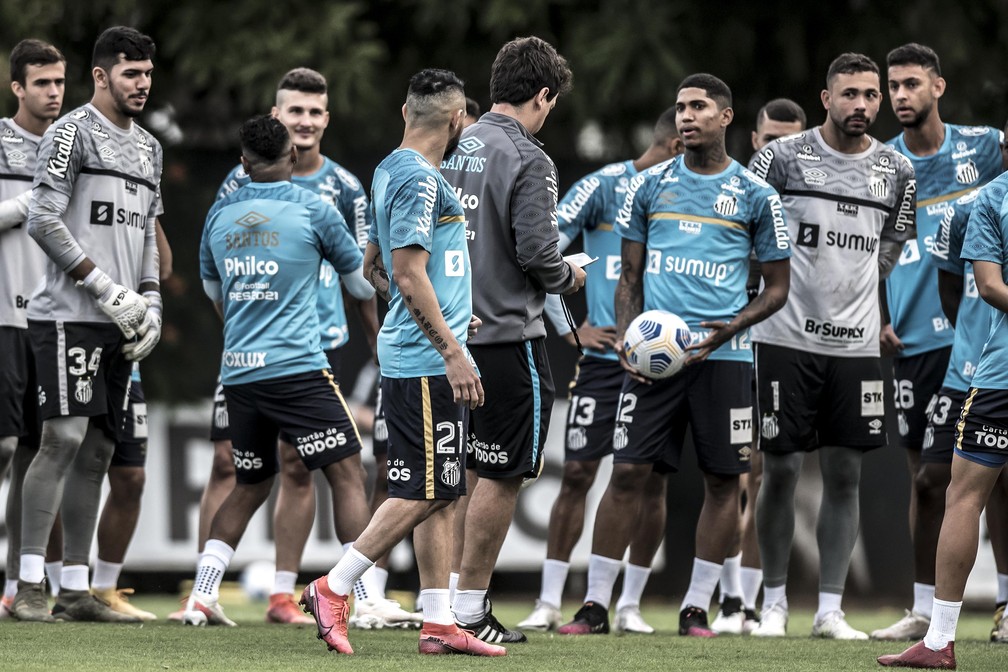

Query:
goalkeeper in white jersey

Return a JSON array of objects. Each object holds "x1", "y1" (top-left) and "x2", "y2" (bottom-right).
[
  {"x1": 11, "y1": 26, "x2": 163, "y2": 623},
  {"x1": 748, "y1": 52, "x2": 916, "y2": 640}
]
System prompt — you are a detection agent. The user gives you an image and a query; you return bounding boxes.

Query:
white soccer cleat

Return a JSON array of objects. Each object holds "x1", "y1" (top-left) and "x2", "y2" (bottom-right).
[
  {"x1": 182, "y1": 595, "x2": 237, "y2": 627},
  {"x1": 614, "y1": 606, "x2": 655, "y2": 634},
  {"x1": 751, "y1": 603, "x2": 788, "y2": 637},
  {"x1": 992, "y1": 605, "x2": 1008, "y2": 643},
  {"x1": 811, "y1": 610, "x2": 867, "y2": 640},
  {"x1": 350, "y1": 598, "x2": 423, "y2": 630},
  {"x1": 870, "y1": 610, "x2": 930, "y2": 641},
  {"x1": 517, "y1": 600, "x2": 563, "y2": 631},
  {"x1": 711, "y1": 608, "x2": 745, "y2": 635}
]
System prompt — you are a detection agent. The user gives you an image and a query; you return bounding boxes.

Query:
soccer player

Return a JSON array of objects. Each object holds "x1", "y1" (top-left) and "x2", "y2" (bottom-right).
[
  {"x1": 299, "y1": 68, "x2": 504, "y2": 658},
  {"x1": 11, "y1": 26, "x2": 163, "y2": 623},
  {"x1": 872, "y1": 42, "x2": 1004, "y2": 641},
  {"x1": 439, "y1": 35, "x2": 586, "y2": 643},
  {"x1": 558, "y1": 73, "x2": 791, "y2": 638},
  {"x1": 713, "y1": 97, "x2": 807, "y2": 635},
  {"x1": 184, "y1": 68, "x2": 413, "y2": 627},
  {"x1": 0, "y1": 38, "x2": 66, "y2": 618},
  {"x1": 184, "y1": 114, "x2": 374, "y2": 626},
  {"x1": 878, "y1": 170, "x2": 1008, "y2": 670},
  {"x1": 748, "y1": 52, "x2": 916, "y2": 639},
  {"x1": 518, "y1": 107, "x2": 683, "y2": 634},
  {"x1": 90, "y1": 224, "x2": 172, "y2": 621}
]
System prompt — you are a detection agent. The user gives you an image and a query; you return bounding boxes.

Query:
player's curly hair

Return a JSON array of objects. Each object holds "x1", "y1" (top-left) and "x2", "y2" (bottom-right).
[
  {"x1": 677, "y1": 73, "x2": 732, "y2": 110},
  {"x1": 490, "y1": 36, "x2": 572, "y2": 105},
  {"x1": 240, "y1": 115, "x2": 290, "y2": 163},
  {"x1": 92, "y1": 26, "x2": 155, "y2": 71}
]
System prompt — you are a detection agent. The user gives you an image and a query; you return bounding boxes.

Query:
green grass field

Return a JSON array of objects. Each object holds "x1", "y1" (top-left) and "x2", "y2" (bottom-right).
[{"x1": 0, "y1": 593, "x2": 1003, "y2": 671}]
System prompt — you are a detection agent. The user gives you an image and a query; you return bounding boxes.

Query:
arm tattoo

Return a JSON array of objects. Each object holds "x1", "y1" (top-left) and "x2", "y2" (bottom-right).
[{"x1": 404, "y1": 294, "x2": 448, "y2": 351}]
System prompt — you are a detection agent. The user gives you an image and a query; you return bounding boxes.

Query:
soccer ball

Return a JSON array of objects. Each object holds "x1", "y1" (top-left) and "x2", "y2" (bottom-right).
[
  {"x1": 622, "y1": 310, "x2": 693, "y2": 379},
  {"x1": 240, "y1": 560, "x2": 275, "y2": 601}
]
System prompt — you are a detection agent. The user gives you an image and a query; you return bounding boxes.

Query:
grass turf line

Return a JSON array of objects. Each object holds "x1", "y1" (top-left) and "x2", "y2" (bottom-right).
[{"x1": 0, "y1": 598, "x2": 1003, "y2": 671}]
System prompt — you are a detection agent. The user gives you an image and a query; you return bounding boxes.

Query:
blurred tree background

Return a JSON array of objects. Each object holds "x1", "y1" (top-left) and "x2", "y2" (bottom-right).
[{"x1": 1, "y1": 0, "x2": 1007, "y2": 401}]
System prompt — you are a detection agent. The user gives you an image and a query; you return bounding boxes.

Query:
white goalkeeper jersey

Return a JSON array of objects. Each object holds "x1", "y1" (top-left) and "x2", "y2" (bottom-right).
[
  {"x1": 27, "y1": 104, "x2": 163, "y2": 323},
  {"x1": 0, "y1": 119, "x2": 45, "y2": 328},
  {"x1": 748, "y1": 127, "x2": 916, "y2": 357}
]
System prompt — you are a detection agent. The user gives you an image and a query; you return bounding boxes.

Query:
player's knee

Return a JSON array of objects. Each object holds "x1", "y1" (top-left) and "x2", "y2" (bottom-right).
[
  {"x1": 703, "y1": 472, "x2": 739, "y2": 502},
  {"x1": 608, "y1": 463, "x2": 648, "y2": 496},
  {"x1": 914, "y1": 464, "x2": 950, "y2": 501},
  {"x1": 280, "y1": 460, "x2": 314, "y2": 489},
  {"x1": 0, "y1": 435, "x2": 17, "y2": 462},
  {"x1": 560, "y1": 460, "x2": 597, "y2": 495},
  {"x1": 109, "y1": 465, "x2": 146, "y2": 501},
  {"x1": 210, "y1": 441, "x2": 237, "y2": 480},
  {"x1": 641, "y1": 472, "x2": 667, "y2": 501}
]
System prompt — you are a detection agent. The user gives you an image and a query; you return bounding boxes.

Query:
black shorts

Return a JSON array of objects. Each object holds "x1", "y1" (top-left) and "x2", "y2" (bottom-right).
[
  {"x1": 381, "y1": 375, "x2": 467, "y2": 500},
  {"x1": 954, "y1": 387, "x2": 1008, "y2": 468},
  {"x1": 373, "y1": 380, "x2": 388, "y2": 456},
  {"x1": 0, "y1": 326, "x2": 40, "y2": 445},
  {"x1": 612, "y1": 359, "x2": 754, "y2": 475},
  {"x1": 324, "y1": 347, "x2": 343, "y2": 383},
  {"x1": 112, "y1": 372, "x2": 148, "y2": 468},
  {"x1": 28, "y1": 320, "x2": 131, "y2": 443},
  {"x1": 224, "y1": 369, "x2": 363, "y2": 484},
  {"x1": 468, "y1": 339, "x2": 555, "y2": 480},
  {"x1": 209, "y1": 376, "x2": 229, "y2": 443},
  {"x1": 564, "y1": 357, "x2": 624, "y2": 462},
  {"x1": 755, "y1": 343, "x2": 887, "y2": 453},
  {"x1": 921, "y1": 386, "x2": 965, "y2": 465},
  {"x1": 894, "y1": 347, "x2": 952, "y2": 450}
]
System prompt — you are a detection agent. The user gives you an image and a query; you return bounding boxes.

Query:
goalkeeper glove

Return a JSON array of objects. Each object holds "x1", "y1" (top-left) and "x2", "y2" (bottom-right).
[
  {"x1": 123, "y1": 291, "x2": 162, "y2": 362},
  {"x1": 80, "y1": 268, "x2": 149, "y2": 339}
]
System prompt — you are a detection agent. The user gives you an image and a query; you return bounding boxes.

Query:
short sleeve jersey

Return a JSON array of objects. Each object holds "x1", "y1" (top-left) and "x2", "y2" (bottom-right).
[
  {"x1": 200, "y1": 181, "x2": 363, "y2": 384},
  {"x1": 369, "y1": 149, "x2": 471, "y2": 378},
  {"x1": 557, "y1": 159, "x2": 638, "y2": 362},
  {"x1": 887, "y1": 124, "x2": 1002, "y2": 357},
  {"x1": 217, "y1": 156, "x2": 371, "y2": 351},
  {"x1": 616, "y1": 155, "x2": 791, "y2": 362},
  {"x1": 748, "y1": 127, "x2": 917, "y2": 357},
  {"x1": 960, "y1": 172, "x2": 1008, "y2": 390},
  {"x1": 28, "y1": 104, "x2": 164, "y2": 323},
  {"x1": 0, "y1": 119, "x2": 45, "y2": 328},
  {"x1": 930, "y1": 188, "x2": 991, "y2": 391}
]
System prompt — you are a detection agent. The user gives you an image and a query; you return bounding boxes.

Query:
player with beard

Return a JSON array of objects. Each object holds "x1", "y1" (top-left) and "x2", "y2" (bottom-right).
[
  {"x1": 12, "y1": 26, "x2": 163, "y2": 623},
  {"x1": 300, "y1": 68, "x2": 504, "y2": 657},
  {"x1": 872, "y1": 42, "x2": 1003, "y2": 642},
  {"x1": 748, "y1": 53, "x2": 916, "y2": 639}
]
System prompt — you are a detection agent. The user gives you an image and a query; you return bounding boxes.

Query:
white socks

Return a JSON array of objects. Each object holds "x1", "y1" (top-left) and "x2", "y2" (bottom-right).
[
  {"x1": 45, "y1": 561, "x2": 63, "y2": 595},
  {"x1": 616, "y1": 563, "x2": 651, "y2": 612},
  {"x1": 91, "y1": 559, "x2": 123, "y2": 591},
  {"x1": 913, "y1": 582, "x2": 935, "y2": 619},
  {"x1": 584, "y1": 554, "x2": 622, "y2": 609},
  {"x1": 3, "y1": 579, "x2": 17, "y2": 600},
  {"x1": 539, "y1": 559, "x2": 569, "y2": 609},
  {"x1": 762, "y1": 583, "x2": 787, "y2": 612},
  {"x1": 815, "y1": 591, "x2": 842, "y2": 620},
  {"x1": 997, "y1": 573, "x2": 1008, "y2": 605},
  {"x1": 420, "y1": 588, "x2": 453, "y2": 625},
  {"x1": 327, "y1": 546, "x2": 374, "y2": 597},
  {"x1": 452, "y1": 589, "x2": 487, "y2": 623},
  {"x1": 272, "y1": 570, "x2": 298, "y2": 597},
  {"x1": 193, "y1": 539, "x2": 235, "y2": 602},
  {"x1": 924, "y1": 598, "x2": 961, "y2": 651},
  {"x1": 19, "y1": 554, "x2": 45, "y2": 584},
  {"x1": 61, "y1": 564, "x2": 89, "y2": 592},
  {"x1": 680, "y1": 558, "x2": 722, "y2": 613},
  {"x1": 719, "y1": 553, "x2": 743, "y2": 599},
  {"x1": 448, "y1": 572, "x2": 459, "y2": 604},
  {"x1": 740, "y1": 566, "x2": 763, "y2": 610}
]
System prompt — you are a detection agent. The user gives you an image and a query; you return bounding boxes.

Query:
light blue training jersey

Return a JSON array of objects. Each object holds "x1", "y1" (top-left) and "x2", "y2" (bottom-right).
[
  {"x1": 960, "y1": 172, "x2": 1008, "y2": 390},
  {"x1": 887, "y1": 124, "x2": 1002, "y2": 357},
  {"x1": 557, "y1": 160, "x2": 638, "y2": 362},
  {"x1": 931, "y1": 189, "x2": 988, "y2": 391},
  {"x1": 217, "y1": 157, "x2": 372, "y2": 351},
  {"x1": 201, "y1": 181, "x2": 363, "y2": 384},
  {"x1": 369, "y1": 149, "x2": 471, "y2": 378},
  {"x1": 617, "y1": 155, "x2": 791, "y2": 362}
]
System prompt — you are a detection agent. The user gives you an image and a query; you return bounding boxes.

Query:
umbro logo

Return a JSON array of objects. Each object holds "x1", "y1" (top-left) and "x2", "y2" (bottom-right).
[
  {"x1": 235, "y1": 211, "x2": 269, "y2": 228},
  {"x1": 457, "y1": 137, "x2": 485, "y2": 154}
]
